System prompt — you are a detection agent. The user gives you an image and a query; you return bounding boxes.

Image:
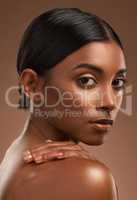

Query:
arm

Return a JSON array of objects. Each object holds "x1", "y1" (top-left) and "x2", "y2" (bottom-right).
[{"x1": 4, "y1": 158, "x2": 118, "y2": 200}]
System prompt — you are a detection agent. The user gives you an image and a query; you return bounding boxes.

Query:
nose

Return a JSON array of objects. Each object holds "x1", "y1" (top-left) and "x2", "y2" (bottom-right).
[{"x1": 96, "y1": 86, "x2": 116, "y2": 114}]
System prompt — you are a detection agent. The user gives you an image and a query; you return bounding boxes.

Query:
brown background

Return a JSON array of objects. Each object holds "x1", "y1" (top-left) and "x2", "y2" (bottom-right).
[{"x1": 0, "y1": 0, "x2": 137, "y2": 199}]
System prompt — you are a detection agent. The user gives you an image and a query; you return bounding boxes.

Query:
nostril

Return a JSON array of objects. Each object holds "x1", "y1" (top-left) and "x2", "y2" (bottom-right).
[{"x1": 96, "y1": 105, "x2": 115, "y2": 113}]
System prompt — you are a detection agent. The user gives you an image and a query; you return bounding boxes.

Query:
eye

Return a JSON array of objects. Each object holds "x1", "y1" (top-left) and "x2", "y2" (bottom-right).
[
  {"x1": 77, "y1": 75, "x2": 97, "y2": 89},
  {"x1": 112, "y1": 78, "x2": 127, "y2": 90}
]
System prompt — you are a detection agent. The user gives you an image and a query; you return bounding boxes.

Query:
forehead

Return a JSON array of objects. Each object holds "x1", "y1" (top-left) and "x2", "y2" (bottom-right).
[{"x1": 48, "y1": 41, "x2": 126, "y2": 77}]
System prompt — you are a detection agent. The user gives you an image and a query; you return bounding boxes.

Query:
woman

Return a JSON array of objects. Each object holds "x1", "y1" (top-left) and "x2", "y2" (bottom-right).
[{"x1": 0, "y1": 8, "x2": 127, "y2": 199}]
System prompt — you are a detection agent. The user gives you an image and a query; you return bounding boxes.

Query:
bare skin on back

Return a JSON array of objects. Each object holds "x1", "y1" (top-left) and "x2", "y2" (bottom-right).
[{"x1": 1, "y1": 149, "x2": 118, "y2": 200}]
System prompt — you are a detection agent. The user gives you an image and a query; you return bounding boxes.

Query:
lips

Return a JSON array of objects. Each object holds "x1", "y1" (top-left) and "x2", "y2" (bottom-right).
[
  {"x1": 89, "y1": 119, "x2": 113, "y2": 131},
  {"x1": 93, "y1": 119, "x2": 113, "y2": 126}
]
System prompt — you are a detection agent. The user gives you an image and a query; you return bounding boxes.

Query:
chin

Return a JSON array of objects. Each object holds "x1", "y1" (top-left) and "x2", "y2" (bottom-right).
[
  {"x1": 82, "y1": 140, "x2": 104, "y2": 146},
  {"x1": 80, "y1": 134, "x2": 107, "y2": 146}
]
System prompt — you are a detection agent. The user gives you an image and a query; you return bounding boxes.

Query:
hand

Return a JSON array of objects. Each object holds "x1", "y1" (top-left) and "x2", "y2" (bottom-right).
[{"x1": 23, "y1": 140, "x2": 95, "y2": 164}]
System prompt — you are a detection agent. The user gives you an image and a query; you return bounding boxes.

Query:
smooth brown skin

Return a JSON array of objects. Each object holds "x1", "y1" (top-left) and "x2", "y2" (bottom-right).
[{"x1": 0, "y1": 41, "x2": 127, "y2": 199}]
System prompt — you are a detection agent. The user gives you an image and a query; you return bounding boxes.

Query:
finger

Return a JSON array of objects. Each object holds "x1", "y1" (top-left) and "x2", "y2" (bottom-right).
[
  {"x1": 31, "y1": 144, "x2": 83, "y2": 160},
  {"x1": 23, "y1": 148, "x2": 92, "y2": 164},
  {"x1": 23, "y1": 144, "x2": 74, "y2": 163},
  {"x1": 34, "y1": 151, "x2": 64, "y2": 164},
  {"x1": 23, "y1": 140, "x2": 82, "y2": 163},
  {"x1": 23, "y1": 141, "x2": 73, "y2": 161},
  {"x1": 57, "y1": 149, "x2": 84, "y2": 159},
  {"x1": 23, "y1": 150, "x2": 33, "y2": 163},
  {"x1": 33, "y1": 149, "x2": 89, "y2": 164},
  {"x1": 34, "y1": 150, "x2": 81, "y2": 164},
  {"x1": 42, "y1": 144, "x2": 82, "y2": 153},
  {"x1": 27, "y1": 140, "x2": 75, "y2": 154},
  {"x1": 45, "y1": 139, "x2": 53, "y2": 144},
  {"x1": 56, "y1": 149, "x2": 94, "y2": 160},
  {"x1": 29, "y1": 141, "x2": 78, "y2": 155}
]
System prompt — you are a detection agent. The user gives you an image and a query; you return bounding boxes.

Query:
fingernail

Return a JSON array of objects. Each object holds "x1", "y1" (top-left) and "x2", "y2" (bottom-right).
[
  {"x1": 24, "y1": 157, "x2": 32, "y2": 163},
  {"x1": 57, "y1": 152, "x2": 64, "y2": 159},
  {"x1": 23, "y1": 151, "x2": 33, "y2": 162},
  {"x1": 35, "y1": 159, "x2": 42, "y2": 163},
  {"x1": 45, "y1": 139, "x2": 53, "y2": 143},
  {"x1": 23, "y1": 150, "x2": 31, "y2": 157},
  {"x1": 35, "y1": 156, "x2": 43, "y2": 163}
]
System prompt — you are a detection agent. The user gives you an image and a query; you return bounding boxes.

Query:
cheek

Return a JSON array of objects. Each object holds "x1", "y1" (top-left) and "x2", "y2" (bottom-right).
[
  {"x1": 112, "y1": 91, "x2": 124, "y2": 118},
  {"x1": 42, "y1": 88, "x2": 93, "y2": 131},
  {"x1": 115, "y1": 91, "x2": 124, "y2": 109},
  {"x1": 45, "y1": 89, "x2": 101, "y2": 133},
  {"x1": 44, "y1": 85, "x2": 101, "y2": 118},
  {"x1": 43, "y1": 82, "x2": 101, "y2": 121},
  {"x1": 62, "y1": 88, "x2": 101, "y2": 108}
]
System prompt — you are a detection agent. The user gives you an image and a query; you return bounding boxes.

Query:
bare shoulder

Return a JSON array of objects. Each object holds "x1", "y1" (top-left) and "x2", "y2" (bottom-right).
[{"x1": 3, "y1": 158, "x2": 118, "y2": 200}]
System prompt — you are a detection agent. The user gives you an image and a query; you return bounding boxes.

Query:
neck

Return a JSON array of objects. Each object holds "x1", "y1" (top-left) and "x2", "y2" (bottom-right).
[{"x1": 22, "y1": 113, "x2": 73, "y2": 147}]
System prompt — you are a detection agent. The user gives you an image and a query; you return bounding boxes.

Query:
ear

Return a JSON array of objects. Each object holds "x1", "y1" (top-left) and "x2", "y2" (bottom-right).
[{"x1": 19, "y1": 68, "x2": 42, "y2": 98}]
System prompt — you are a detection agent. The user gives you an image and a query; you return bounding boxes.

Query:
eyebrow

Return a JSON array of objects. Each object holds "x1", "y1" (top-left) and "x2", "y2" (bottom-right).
[
  {"x1": 73, "y1": 63, "x2": 127, "y2": 75},
  {"x1": 116, "y1": 68, "x2": 127, "y2": 76}
]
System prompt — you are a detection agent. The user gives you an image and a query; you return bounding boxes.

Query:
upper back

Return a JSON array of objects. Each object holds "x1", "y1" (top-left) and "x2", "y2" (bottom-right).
[{"x1": 1, "y1": 157, "x2": 118, "y2": 200}]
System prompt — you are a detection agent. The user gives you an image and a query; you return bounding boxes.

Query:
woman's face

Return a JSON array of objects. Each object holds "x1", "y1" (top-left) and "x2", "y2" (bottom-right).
[{"x1": 37, "y1": 41, "x2": 127, "y2": 145}]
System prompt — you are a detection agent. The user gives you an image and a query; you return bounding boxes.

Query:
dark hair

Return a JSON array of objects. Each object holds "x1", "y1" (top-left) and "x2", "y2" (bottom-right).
[{"x1": 17, "y1": 7, "x2": 124, "y2": 109}]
